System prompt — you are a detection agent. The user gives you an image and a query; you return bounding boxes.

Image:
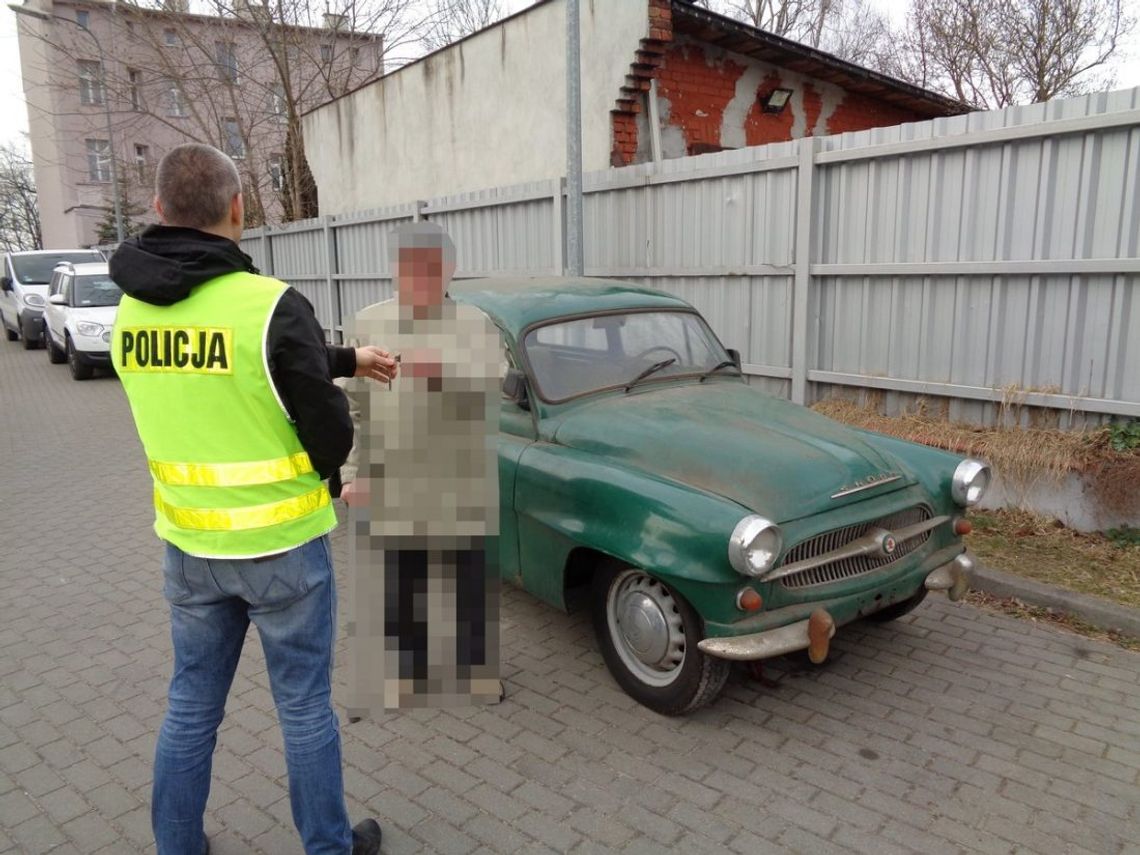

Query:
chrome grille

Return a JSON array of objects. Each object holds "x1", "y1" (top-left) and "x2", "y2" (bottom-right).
[{"x1": 779, "y1": 505, "x2": 933, "y2": 590}]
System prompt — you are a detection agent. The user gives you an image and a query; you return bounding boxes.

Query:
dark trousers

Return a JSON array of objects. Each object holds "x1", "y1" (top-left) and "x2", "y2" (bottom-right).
[{"x1": 383, "y1": 546, "x2": 487, "y2": 683}]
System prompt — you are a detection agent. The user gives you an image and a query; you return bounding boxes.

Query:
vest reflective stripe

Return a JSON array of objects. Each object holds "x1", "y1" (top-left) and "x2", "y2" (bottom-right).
[
  {"x1": 154, "y1": 485, "x2": 331, "y2": 532},
  {"x1": 149, "y1": 451, "x2": 315, "y2": 487}
]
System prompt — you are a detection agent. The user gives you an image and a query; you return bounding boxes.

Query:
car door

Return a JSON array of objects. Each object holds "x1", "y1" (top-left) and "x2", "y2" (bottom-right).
[
  {"x1": 44, "y1": 271, "x2": 65, "y2": 346},
  {"x1": 495, "y1": 335, "x2": 534, "y2": 584},
  {"x1": 0, "y1": 256, "x2": 16, "y2": 332}
]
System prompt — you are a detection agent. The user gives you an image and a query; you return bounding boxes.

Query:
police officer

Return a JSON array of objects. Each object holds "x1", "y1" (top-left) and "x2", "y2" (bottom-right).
[{"x1": 110, "y1": 143, "x2": 394, "y2": 855}]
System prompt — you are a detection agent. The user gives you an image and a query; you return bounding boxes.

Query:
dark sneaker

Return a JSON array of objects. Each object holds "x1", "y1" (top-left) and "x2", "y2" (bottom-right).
[{"x1": 352, "y1": 818, "x2": 383, "y2": 855}]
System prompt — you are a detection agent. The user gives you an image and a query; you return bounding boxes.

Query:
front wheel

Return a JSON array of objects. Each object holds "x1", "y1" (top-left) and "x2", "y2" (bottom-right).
[
  {"x1": 67, "y1": 336, "x2": 93, "y2": 380},
  {"x1": 2, "y1": 312, "x2": 17, "y2": 341},
  {"x1": 46, "y1": 332, "x2": 65, "y2": 364},
  {"x1": 591, "y1": 564, "x2": 729, "y2": 715}
]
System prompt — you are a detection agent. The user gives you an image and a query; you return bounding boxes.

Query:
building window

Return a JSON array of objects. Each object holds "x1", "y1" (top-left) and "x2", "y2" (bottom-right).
[
  {"x1": 270, "y1": 82, "x2": 286, "y2": 123},
  {"x1": 76, "y1": 9, "x2": 89, "y2": 29},
  {"x1": 221, "y1": 118, "x2": 244, "y2": 159},
  {"x1": 78, "y1": 60, "x2": 104, "y2": 105},
  {"x1": 164, "y1": 79, "x2": 186, "y2": 117},
  {"x1": 163, "y1": 27, "x2": 178, "y2": 47},
  {"x1": 134, "y1": 144, "x2": 149, "y2": 181},
  {"x1": 350, "y1": 46, "x2": 360, "y2": 64},
  {"x1": 215, "y1": 41, "x2": 238, "y2": 84},
  {"x1": 268, "y1": 154, "x2": 284, "y2": 192},
  {"x1": 320, "y1": 44, "x2": 332, "y2": 63},
  {"x1": 86, "y1": 139, "x2": 111, "y2": 182},
  {"x1": 128, "y1": 69, "x2": 142, "y2": 111}
]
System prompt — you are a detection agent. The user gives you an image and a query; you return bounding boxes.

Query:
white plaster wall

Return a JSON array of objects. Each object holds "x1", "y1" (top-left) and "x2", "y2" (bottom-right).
[
  {"x1": 980, "y1": 471, "x2": 1138, "y2": 534},
  {"x1": 303, "y1": 0, "x2": 649, "y2": 215}
]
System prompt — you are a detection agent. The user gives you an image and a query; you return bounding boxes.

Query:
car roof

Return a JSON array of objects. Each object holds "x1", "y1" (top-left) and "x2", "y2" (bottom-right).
[
  {"x1": 7, "y1": 249, "x2": 102, "y2": 257},
  {"x1": 448, "y1": 277, "x2": 693, "y2": 333},
  {"x1": 68, "y1": 263, "x2": 110, "y2": 275}
]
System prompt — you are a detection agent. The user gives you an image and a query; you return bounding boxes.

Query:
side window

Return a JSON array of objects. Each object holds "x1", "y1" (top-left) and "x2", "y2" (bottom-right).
[
  {"x1": 48, "y1": 272, "x2": 61, "y2": 296},
  {"x1": 61, "y1": 275, "x2": 72, "y2": 305}
]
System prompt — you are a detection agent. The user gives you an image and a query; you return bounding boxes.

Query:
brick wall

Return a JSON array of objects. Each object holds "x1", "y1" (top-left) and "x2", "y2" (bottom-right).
[
  {"x1": 610, "y1": 2, "x2": 929, "y2": 165},
  {"x1": 655, "y1": 43, "x2": 745, "y2": 155}
]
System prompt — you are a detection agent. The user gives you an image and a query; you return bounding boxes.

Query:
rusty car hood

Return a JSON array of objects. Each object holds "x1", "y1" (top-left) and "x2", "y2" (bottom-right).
[{"x1": 548, "y1": 382, "x2": 915, "y2": 522}]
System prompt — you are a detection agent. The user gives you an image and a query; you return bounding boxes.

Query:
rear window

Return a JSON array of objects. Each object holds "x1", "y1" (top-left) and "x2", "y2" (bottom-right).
[{"x1": 10, "y1": 252, "x2": 104, "y2": 285}]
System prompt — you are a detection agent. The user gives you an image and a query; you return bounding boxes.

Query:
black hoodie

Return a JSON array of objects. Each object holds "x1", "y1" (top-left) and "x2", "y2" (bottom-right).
[{"x1": 110, "y1": 225, "x2": 357, "y2": 480}]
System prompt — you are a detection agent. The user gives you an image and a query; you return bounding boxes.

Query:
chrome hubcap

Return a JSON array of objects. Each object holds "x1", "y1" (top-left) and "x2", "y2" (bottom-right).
[{"x1": 606, "y1": 570, "x2": 686, "y2": 687}]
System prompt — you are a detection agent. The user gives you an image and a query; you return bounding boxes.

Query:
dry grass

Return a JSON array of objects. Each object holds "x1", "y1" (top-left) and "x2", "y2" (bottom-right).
[
  {"x1": 964, "y1": 591, "x2": 1140, "y2": 652},
  {"x1": 967, "y1": 508, "x2": 1140, "y2": 609},
  {"x1": 813, "y1": 399, "x2": 1140, "y2": 520},
  {"x1": 812, "y1": 399, "x2": 1102, "y2": 488}
]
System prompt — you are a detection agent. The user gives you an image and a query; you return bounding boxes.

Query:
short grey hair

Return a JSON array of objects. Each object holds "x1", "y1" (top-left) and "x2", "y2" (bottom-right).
[
  {"x1": 388, "y1": 221, "x2": 456, "y2": 265},
  {"x1": 155, "y1": 143, "x2": 242, "y2": 229}
]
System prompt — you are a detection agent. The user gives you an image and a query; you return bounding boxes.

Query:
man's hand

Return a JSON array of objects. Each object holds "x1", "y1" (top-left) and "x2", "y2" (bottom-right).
[
  {"x1": 354, "y1": 346, "x2": 398, "y2": 382},
  {"x1": 341, "y1": 479, "x2": 369, "y2": 507}
]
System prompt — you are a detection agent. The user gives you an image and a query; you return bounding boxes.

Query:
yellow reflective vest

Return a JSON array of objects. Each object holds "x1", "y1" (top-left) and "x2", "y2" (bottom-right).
[{"x1": 112, "y1": 271, "x2": 337, "y2": 558}]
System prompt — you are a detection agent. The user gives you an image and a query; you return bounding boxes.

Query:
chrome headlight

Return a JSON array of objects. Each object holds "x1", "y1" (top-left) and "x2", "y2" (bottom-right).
[
  {"x1": 76, "y1": 321, "x2": 105, "y2": 337},
  {"x1": 728, "y1": 515, "x2": 782, "y2": 577},
  {"x1": 23, "y1": 293, "x2": 44, "y2": 308},
  {"x1": 952, "y1": 459, "x2": 991, "y2": 507}
]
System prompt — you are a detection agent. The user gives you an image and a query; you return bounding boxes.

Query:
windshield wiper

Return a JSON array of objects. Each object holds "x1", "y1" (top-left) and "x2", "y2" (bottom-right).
[
  {"x1": 699, "y1": 360, "x2": 743, "y2": 382},
  {"x1": 624, "y1": 358, "x2": 676, "y2": 392}
]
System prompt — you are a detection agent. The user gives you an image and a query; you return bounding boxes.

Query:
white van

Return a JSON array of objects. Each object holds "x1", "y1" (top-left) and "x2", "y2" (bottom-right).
[{"x1": 1, "y1": 249, "x2": 105, "y2": 349}]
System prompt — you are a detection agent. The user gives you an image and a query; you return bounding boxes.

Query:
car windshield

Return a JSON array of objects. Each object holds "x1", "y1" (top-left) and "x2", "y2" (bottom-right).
[
  {"x1": 522, "y1": 310, "x2": 730, "y2": 401},
  {"x1": 73, "y1": 275, "x2": 123, "y2": 308},
  {"x1": 10, "y1": 252, "x2": 103, "y2": 284}
]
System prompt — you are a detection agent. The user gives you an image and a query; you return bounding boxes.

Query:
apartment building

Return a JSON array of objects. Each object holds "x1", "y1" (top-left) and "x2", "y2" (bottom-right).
[{"x1": 14, "y1": 0, "x2": 383, "y2": 247}]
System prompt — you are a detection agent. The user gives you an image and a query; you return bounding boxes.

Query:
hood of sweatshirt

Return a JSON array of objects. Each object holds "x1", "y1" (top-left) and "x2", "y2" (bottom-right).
[{"x1": 108, "y1": 225, "x2": 258, "y2": 306}]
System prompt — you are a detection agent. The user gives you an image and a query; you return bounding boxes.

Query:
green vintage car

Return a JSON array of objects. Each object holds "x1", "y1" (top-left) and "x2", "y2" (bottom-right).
[{"x1": 450, "y1": 277, "x2": 989, "y2": 715}]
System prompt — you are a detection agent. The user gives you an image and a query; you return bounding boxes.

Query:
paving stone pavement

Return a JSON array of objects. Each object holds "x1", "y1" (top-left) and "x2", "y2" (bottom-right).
[{"x1": 1, "y1": 339, "x2": 1139, "y2": 855}]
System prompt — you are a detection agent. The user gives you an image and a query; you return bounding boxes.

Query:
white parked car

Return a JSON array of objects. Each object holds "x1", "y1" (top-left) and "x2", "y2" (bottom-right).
[
  {"x1": 44, "y1": 262, "x2": 123, "y2": 380},
  {"x1": 1, "y1": 249, "x2": 104, "y2": 349}
]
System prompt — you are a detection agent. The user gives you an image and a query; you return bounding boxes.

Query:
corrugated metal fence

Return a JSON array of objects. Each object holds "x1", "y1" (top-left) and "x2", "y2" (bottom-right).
[{"x1": 242, "y1": 87, "x2": 1140, "y2": 427}]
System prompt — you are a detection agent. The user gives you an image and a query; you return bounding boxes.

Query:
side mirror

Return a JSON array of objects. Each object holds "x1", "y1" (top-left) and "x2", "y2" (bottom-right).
[
  {"x1": 726, "y1": 348, "x2": 742, "y2": 370},
  {"x1": 1, "y1": 276, "x2": 11, "y2": 291},
  {"x1": 502, "y1": 368, "x2": 530, "y2": 410},
  {"x1": 49, "y1": 293, "x2": 67, "y2": 305}
]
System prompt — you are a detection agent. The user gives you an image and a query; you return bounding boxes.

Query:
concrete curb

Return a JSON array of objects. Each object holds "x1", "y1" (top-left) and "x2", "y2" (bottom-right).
[{"x1": 970, "y1": 563, "x2": 1140, "y2": 638}]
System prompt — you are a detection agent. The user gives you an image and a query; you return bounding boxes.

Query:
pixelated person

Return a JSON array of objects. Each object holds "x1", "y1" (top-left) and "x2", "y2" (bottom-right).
[
  {"x1": 109, "y1": 144, "x2": 394, "y2": 855},
  {"x1": 340, "y1": 222, "x2": 502, "y2": 712}
]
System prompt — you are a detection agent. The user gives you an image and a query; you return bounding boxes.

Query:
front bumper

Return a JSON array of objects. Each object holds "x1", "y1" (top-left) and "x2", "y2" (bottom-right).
[{"x1": 698, "y1": 551, "x2": 974, "y2": 662}]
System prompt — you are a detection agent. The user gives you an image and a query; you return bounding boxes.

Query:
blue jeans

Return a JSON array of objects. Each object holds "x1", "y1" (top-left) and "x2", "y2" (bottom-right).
[{"x1": 152, "y1": 536, "x2": 353, "y2": 855}]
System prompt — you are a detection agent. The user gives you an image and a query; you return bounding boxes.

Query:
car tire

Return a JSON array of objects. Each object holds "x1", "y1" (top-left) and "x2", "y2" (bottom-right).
[
  {"x1": 21, "y1": 321, "x2": 38, "y2": 350},
  {"x1": 67, "y1": 335, "x2": 94, "y2": 381},
  {"x1": 591, "y1": 562, "x2": 730, "y2": 715},
  {"x1": 865, "y1": 587, "x2": 928, "y2": 623},
  {"x1": 46, "y1": 332, "x2": 66, "y2": 364},
  {"x1": 2, "y1": 313, "x2": 16, "y2": 341}
]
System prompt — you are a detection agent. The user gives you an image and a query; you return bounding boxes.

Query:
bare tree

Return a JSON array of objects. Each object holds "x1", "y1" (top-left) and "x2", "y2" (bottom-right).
[
  {"x1": 880, "y1": 0, "x2": 1134, "y2": 108},
  {"x1": 0, "y1": 143, "x2": 42, "y2": 252},
  {"x1": 418, "y1": 0, "x2": 507, "y2": 52},
  {"x1": 694, "y1": 0, "x2": 892, "y2": 65},
  {"x1": 18, "y1": 0, "x2": 444, "y2": 226}
]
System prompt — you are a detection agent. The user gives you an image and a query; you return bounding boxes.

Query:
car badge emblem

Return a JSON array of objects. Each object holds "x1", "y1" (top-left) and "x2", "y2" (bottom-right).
[
  {"x1": 831, "y1": 472, "x2": 902, "y2": 499},
  {"x1": 881, "y1": 534, "x2": 897, "y2": 556}
]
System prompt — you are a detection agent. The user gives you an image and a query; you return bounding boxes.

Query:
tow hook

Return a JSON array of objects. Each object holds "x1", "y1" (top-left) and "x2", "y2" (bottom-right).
[{"x1": 807, "y1": 609, "x2": 835, "y2": 664}]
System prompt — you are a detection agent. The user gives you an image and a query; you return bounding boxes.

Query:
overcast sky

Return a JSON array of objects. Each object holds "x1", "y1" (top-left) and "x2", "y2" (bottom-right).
[{"x1": 2, "y1": 0, "x2": 1139, "y2": 152}]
